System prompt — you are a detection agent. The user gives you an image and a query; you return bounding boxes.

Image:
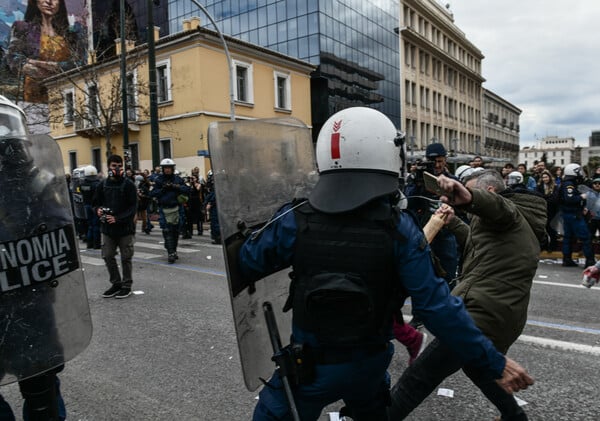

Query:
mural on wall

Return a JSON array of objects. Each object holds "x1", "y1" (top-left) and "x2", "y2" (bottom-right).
[{"x1": 0, "y1": 0, "x2": 89, "y2": 103}]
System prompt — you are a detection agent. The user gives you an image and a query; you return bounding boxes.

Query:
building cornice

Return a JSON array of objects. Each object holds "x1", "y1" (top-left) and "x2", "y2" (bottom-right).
[
  {"x1": 402, "y1": 28, "x2": 485, "y2": 83},
  {"x1": 45, "y1": 26, "x2": 315, "y2": 85},
  {"x1": 403, "y1": 0, "x2": 484, "y2": 59}
]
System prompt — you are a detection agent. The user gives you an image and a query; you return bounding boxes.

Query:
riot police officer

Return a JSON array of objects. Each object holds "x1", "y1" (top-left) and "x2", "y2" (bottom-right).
[
  {"x1": 236, "y1": 107, "x2": 533, "y2": 420},
  {"x1": 150, "y1": 158, "x2": 190, "y2": 263},
  {"x1": 0, "y1": 96, "x2": 92, "y2": 420},
  {"x1": 81, "y1": 165, "x2": 101, "y2": 249},
  {"x1": 203, "y1": 170, "x2": 221, "y2": 244},
  {"x1": 558, "y1": 163, "x2": 595, "y2": 267}
]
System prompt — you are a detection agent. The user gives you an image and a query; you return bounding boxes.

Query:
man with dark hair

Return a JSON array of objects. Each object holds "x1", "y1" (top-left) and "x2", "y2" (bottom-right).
[
  {"x1": 472, "y1": 155, "x2": 484, "y2": 168},
  {"x1": 388, "y1": 169, "x2": 546, "y2": 421},
  {"x1": 93, "y1": 154, "x2": 138, "y2": 298}
]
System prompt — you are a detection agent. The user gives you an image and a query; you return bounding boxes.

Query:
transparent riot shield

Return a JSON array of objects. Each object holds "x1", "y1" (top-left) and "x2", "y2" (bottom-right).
[
  {"x1": 208, "y1": 118, "x2": 317, "y2": 391},
  {"x1": 71, "y1": 167, "x2": 86, "y2": 220},
  {"x1": 0, "y1": 134, "x2": 92, "y2": 386}
]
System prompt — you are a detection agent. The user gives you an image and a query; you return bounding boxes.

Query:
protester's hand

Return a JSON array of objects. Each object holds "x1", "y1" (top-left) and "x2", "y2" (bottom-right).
[
  {"x1": 496, "y1": 357, "x2": 534, "y2": 394},
  {"x1": 435, "y1": 203, "x2": 454, "y2": 224},
  {"x1": 105, "y1": 215, "x2": 116, "y2": 224},
  {"x1": 585, "y1": 265, "x2": 599, "y2": 275},
  {"x1": 437, "y1": 175, "x2": 472, "y2": 206}
]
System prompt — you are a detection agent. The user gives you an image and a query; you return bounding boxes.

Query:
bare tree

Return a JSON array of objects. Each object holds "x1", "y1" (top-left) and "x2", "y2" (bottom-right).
[{"x1": 44, "y1": 12, "x2": 150, "y2": 161}]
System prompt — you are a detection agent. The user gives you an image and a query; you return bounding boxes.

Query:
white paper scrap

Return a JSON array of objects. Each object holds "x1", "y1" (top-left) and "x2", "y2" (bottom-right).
[
  {"x1": 328, "y1": 413, "x2": 342, "y2": 421},
  {"x1": 437, "y1": 388, "x2": 454, "y2": 398},
  {"x1": 538, "y1": 275, "x2": 548, "y2": 279},
  {"x1": 207, "y1": 256, "x2": 212, "y2": 259},
  {"x1": 515, "y1": 396, "x2": 528, "y2": 406},
  {"x1": 133, "y1": 290, "x2": 144, "y2": 295}
]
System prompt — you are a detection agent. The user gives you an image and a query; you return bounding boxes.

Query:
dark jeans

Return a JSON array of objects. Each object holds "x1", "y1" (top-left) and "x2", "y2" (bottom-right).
[
  {"x1": 562, "y1": 213, "x2": 594, "y2": 260},
  {"x1": 254, "y1": 344, "x2": 394, "y2": 421},
  {"x1": 388, "y1": 338, "x2": 526, "y2": 420}
]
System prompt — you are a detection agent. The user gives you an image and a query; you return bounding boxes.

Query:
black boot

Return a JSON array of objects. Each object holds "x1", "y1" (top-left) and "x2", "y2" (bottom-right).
[{"x1": 562, "y1": 257, "x2": 578, "y2": 267}]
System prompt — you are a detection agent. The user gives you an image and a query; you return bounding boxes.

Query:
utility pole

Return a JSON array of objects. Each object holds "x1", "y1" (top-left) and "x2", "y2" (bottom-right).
[
  {"x1": 148, "y1": 0, "x2": 160, "y2": 168},
  {"x1": 120, "y1": 0, "x2": 129, "y2": 164}
]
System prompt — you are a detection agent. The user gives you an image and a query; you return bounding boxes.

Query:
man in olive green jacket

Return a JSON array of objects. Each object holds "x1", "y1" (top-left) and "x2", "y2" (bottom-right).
[{"x1": 389, "y1": 169, "x2": 546, "y2": 421}]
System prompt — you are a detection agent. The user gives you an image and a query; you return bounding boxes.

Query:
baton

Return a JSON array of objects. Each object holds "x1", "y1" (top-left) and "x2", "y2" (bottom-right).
[{"x1": 263, "y1": 302, "x2": 300, "y2": 421}]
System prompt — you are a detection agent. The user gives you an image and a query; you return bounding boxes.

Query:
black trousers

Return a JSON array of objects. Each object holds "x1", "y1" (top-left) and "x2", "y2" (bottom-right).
[{"x1": 388, "y1": 338, "x2": 526, "y2": 420}]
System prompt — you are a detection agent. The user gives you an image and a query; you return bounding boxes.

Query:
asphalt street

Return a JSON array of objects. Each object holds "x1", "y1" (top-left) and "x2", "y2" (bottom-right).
[{"x1": 2, "y1": 229, "x2": 600, "y2": 420}]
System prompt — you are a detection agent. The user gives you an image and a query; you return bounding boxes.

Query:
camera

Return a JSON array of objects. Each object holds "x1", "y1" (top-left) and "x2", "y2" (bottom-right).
[
  {"x1": 411, "y1": 160, "x2": 435, "y2": 184},
  {"x1": 99, "y1": 207, "x2": 113, "y2": 223}
]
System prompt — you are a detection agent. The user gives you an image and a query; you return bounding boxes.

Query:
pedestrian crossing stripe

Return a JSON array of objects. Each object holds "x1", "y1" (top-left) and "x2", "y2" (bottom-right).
[{"x1": 78, "y1": 236, "x2": 222, "y2": 266}]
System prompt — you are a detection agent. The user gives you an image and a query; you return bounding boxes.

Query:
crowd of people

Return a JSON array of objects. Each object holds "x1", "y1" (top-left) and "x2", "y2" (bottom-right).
[
  {"x1": 406, "y1": 153, "x2": 600, "y2": 270},
  {"x1": 2, "y1": 90, "x2": 596, "y2": 419},
  {"x1": 69, "y1": 160, "x2": 220, "y2": 253}
]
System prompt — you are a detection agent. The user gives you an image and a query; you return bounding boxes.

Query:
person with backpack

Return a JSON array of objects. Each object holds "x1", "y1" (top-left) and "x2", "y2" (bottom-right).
[
  {"x1": 236, "y1": 108, "x2": 534, "y2": 421},
  {"x1": 92, "y1": 154, "x2": 138, "y2": 299}
]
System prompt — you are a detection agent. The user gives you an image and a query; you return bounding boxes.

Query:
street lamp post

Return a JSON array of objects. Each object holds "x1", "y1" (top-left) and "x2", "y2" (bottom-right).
[
  {"x1": 189, "y1": 0, "x2": 235, "y2": 121},
  {"x1": 120, "y1": 0, "x2": 129, "y2": 163}
]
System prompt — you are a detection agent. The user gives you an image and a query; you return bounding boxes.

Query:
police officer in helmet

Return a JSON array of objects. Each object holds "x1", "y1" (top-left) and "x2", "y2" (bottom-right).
[
  {"x1": 558, "y1": 163, "x2": 595, "y2": 267},
  {"x1": 81, "y1": 165, "x2": 101, "y2": 249},
  {"x1": 237, "y1": 107, "x2": 533, "y2": 420},
  {"x1": 0, "y1": 96, "x2": 92, "y2": 420},
  {"x1": 150, "y1": 158, "x2": 190, "y2": 263}
]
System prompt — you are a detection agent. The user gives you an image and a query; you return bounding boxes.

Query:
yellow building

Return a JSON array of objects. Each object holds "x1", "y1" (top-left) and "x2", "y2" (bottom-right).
[{"x1": 46, "y1": 18, "x2": 314, "y2": 177}]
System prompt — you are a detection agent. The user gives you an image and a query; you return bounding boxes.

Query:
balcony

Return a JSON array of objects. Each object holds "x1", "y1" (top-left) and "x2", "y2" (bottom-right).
[{"x1": 73, "y1": 111, "x2": 139, "y2": 138}]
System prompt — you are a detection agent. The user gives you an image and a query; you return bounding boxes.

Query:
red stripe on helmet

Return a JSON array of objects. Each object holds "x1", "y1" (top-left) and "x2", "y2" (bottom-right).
[{"x1": 331, "y1": 132, "x2": 341, "y2": 159}]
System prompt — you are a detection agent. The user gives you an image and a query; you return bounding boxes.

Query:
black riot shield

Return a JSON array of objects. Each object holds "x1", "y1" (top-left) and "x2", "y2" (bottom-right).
[
  {"x1": 0, "y1": 134, "x2": 92, "y2": 386},
  {"x1": 208, "y1": 118, "x2": 317, "y2": 391}
]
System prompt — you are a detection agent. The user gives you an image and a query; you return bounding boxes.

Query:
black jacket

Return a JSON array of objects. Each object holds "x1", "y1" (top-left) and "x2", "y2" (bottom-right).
[{"x1": 92, "y1": 176, "x2": 137, "y2": 237}]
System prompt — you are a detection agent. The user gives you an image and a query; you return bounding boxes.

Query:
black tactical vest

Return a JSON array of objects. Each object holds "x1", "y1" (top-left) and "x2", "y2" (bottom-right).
[{"x1": 291, "y1": 200, "x2": 401, "y2": 345}]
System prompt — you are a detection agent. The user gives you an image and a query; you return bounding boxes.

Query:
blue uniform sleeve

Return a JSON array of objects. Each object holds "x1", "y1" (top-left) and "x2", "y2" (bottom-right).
[
  {"x1": 176, "y1": 176, "x2": 191, "y2": 194},
  {"x1": 394, "y1": 213, "x2": 505, "y2": 379},
  {"x1": 238, "y1": 203, "x2": 298, "y2": 281}
]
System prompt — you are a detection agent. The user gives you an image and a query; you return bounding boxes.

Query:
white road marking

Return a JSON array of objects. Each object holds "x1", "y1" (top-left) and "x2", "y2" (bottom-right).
[{"x1": 518, "y1": 334, "x2": 600, "y2": 356}]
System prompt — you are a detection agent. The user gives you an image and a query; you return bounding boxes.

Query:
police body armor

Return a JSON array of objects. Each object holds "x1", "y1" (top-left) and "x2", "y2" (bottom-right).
[
  {"x1": 291, "y1": 201, "x2": 399, "y2": 345},
  {"x1": 0, "y1": 134, "x2": 92, "y2": 386}
]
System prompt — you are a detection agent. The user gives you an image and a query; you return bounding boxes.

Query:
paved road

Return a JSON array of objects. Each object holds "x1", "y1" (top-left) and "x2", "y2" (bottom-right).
[{"x1": 2, "y1": 229, "x2": 600, "y2": 420}]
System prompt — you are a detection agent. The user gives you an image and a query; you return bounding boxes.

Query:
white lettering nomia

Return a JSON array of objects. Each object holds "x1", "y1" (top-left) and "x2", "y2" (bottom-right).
[{"x1": 0, "y1": 229, "x2": 71, "y2": 270}]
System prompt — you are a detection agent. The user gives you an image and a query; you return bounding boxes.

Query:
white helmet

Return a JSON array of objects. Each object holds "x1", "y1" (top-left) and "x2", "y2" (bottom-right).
[
  {"x1": 564, "y1": 163, "x2": 583, "y2": 178},
  {"x1": 506, "y1": 171, "x2": 523, "y2": 186},
  {"x1": 83, "y1": 165, "x2": 98, "y2": 177},
  {"x1": 160, "y1": 158, "x2": 175, "y2": 167},
  {"x1": 310, "y1": 107, "x2": 400, "y2": 213},
  {"x1": 455, "y1": 165, "x2": 473, "y2": 181},
  {"x1": 0, "y1": 95, "x2": 27, "y2": 137}
]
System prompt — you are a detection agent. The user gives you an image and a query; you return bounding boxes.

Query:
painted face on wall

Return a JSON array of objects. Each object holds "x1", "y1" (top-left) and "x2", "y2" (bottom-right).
[{"x1": 37, "y1": 0, "x2": 60, "y2": 19}]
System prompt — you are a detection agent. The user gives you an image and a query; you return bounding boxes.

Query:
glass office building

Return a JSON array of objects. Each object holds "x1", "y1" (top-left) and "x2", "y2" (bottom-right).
[{"x1": 167, "y1": 0, "x2": 400, "y2": 135}]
